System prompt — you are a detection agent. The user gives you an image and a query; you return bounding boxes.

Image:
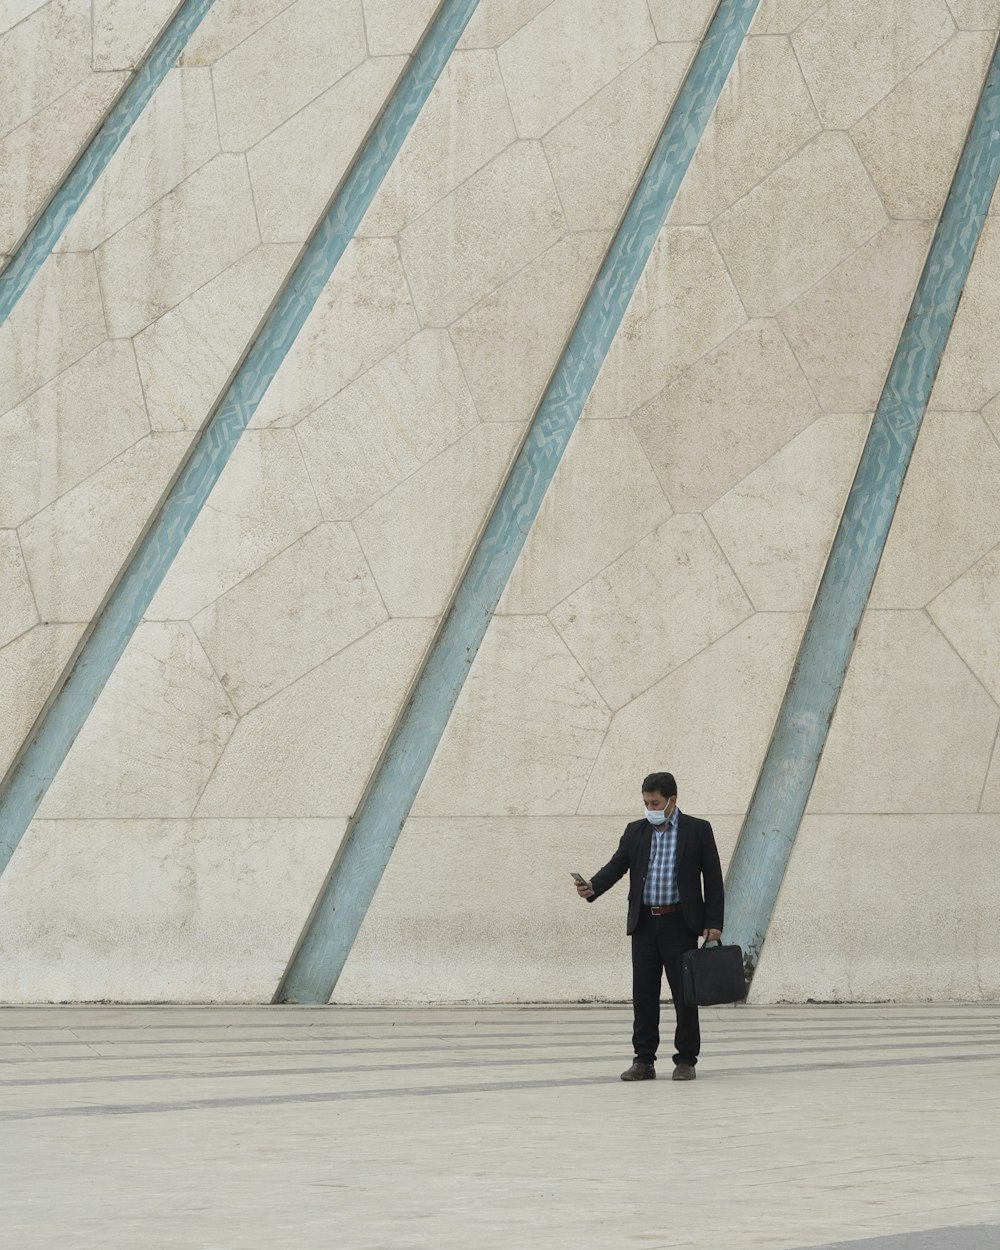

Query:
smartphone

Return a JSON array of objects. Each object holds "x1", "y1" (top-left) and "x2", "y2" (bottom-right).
[{"x1": 570, "y1": 872, "x2": 587, "y2": 884}]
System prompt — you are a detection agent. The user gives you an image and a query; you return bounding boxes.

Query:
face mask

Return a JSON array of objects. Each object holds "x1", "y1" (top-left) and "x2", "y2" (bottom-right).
[{"x1": 644, "y1": 807, "x2": 668, "y2": 824}]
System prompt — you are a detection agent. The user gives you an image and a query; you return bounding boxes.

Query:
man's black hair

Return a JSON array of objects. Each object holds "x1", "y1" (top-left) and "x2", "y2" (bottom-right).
[{"x1": 641, "y1": 771, "x2": 677, "y2": 799}]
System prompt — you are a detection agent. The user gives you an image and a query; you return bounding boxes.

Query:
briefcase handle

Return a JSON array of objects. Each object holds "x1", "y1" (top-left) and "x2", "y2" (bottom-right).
[{"x1": 701, "y1": 937, "x2": 723, "y2": 948}]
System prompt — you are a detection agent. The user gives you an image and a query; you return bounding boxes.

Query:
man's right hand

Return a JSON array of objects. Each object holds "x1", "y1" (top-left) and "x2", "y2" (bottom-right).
[{"x1": 575, "y1": 879, "x2": 594, "y2": 899}]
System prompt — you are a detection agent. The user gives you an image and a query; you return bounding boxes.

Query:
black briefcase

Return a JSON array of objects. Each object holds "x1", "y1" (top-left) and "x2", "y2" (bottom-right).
[{"x1": 681, "y1": 939, "x2": 747, "y2": 1006}]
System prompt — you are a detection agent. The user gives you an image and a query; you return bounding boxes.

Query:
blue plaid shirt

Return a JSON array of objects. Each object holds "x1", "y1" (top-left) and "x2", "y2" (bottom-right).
[{"x1": 642, "y1": 807, "x2": 680, "y2": 905}]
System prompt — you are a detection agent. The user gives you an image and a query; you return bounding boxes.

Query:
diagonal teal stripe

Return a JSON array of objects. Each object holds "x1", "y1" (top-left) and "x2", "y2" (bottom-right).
[
  {"x1": 0, "y1": 0, "x2": 216, "y2": 328},
  {"x1": 0, "y1": 0, "x2": 482, "y2": 874},
  {"x1": 723, "y1": 36, "x2": 1000, "y2": 983},
  {"x1": 275, "y1": 0, "x2": 762, "y2": 1005}
]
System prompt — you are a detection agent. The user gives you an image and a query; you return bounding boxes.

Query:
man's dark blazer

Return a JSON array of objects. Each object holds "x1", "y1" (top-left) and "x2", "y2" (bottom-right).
[{"x1": 588, "y1": 813, "x2": 724, "y2": 936}]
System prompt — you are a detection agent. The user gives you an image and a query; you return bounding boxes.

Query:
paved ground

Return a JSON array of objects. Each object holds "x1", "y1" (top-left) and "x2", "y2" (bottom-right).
[{"x1": 2, "y1": 1003, "x2": 999, "y2": 1250}]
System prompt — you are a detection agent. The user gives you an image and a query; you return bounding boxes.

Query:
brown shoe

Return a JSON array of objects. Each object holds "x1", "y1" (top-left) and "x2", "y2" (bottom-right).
[
  {"x1": 672, "y1": 1063, "x2": 696, "y2": 1081},
  {"x1": 620, "y1": 1061, "x2": 656, "y2": 1081}
]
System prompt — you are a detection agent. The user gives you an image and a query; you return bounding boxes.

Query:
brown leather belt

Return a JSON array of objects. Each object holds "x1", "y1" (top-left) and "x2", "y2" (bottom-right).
[{"x1": 647, "y1": 904, "x2": 681, "y2": 916}]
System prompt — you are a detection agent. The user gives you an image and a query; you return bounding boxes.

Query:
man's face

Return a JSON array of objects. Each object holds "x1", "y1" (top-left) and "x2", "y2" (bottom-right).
[{"x1": 642, "y1": 791, "x2": 675, "y2": 816}]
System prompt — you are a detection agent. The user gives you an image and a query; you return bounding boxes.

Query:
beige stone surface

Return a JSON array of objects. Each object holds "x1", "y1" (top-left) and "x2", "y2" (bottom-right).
[
  {"x1": 646, "y1": 0, "x2": 718, "y2": 41},
  {"x1": 0, "y1": 0, "x2": 48, "y2": 34},
  {"x1": 754, "y1": 815, "x2": 1000, "y2": 1002},
  {"x1": 631, "y1": 319, "x2": 820, "y2": 512},
  {"x1": 499, "y1": 420, "x2": 673, "y2": 615},
  {"x1": 296, "y1": 328, "x2": 480, "y2": 520},
  {"x1": 870, "y1": 413, "x2": 1000, "y2": 609},
  {"x1": 361, "y1": 0, "x2": 438, "y2": 54},
  {"x1": 211, "y1": 0, "x2": 367, "y2": 151},
  {"x1": 450, "y1": 230, "x2": 609, "y2": 425},
  {"x1": 712, "y1": 132, "x2": 888, "y2": 317},
  {"x1": 947, "y1": 0, "x2": 1000, "y2": 25},
  {"x1": 458, "y1": 0, "x2": 552, "y2": 49},
  {"x1": 580, "y1": 613, "x2": 805, "y2": 815},
  {"x1": 96, "y1": 154, "x2": 261, "y2": 338},
  {"x1": 354, "y1": 423, "x2": 522, "y2": 617},
  {"x1": 180, "y1": 0, "x2": 296, "y2": 65},
  {"x1": 399, "y1": 142, "x2": 565, "y2": 327},
  {"x1": 582, "y1": 225, "x2": 746, "y2": 423},
  {"x1": 58, "y1": 68, "x2": 221, "y2": 252},
  {"x1": 412, "y1": 616, "x2": 611, "y2": 817},
  {"x1": 670, "y1": 35, "x2": 821, "y2": 226},
  {"x1": 542, "y1": 41, "x2": 695, "y2": 232},
  {"x1": 930, "y1": 219, "x2": 1000, "y2": 410},
  {"x1": 134, "y1": 244, "x2": 300, "y2": 433},
  {"x1": 146, "y1": 430, "x2": 321, "y2": 622},
  {"x1": 928, "y1": 545, "x2": 1000, "y2": 706},
  {"x1": 809, "y1": 611, "x2": 999, "y2": 813},
  {"x1": 496, "y1": 0, "x2": 655, "y2": 138},
  {"x1": 38, "y1": 622, "x2": 239, "y2": 819},
  {"x1": 17, "y1": 432, "x2": 190, "y2": 622},
  {"x1": 0, "y1": 252, "x2": 106, "y2": 416},
  {"x1": 251, "y1": 238, "x2": 418, "y2": 428},
  {"x1": 249, "y1": 56, "x2": 407, "y2": 243},
  {"x1": 0, "y1": 623, "x2": 80, "y2": 780},
  {"x1": 197, "y1": 618, "x2": 435, "y2": 818},
  {"x1": 549, "y1": 514, "x2": 753, "y2": 711},
  {"x1": 192, "y1": 523, "x2": 388, "y2": 715},
  {"x1": 0, "y1": 0, "x2": 91, "y2": 136},
  {"x1": 982, "y1": 737, "x2": 1000, "y2": 809},
  {"x1": 0, "y1": 529, "x2": 37, "y2": 647},
  {"x1": 751, "y1": 0, "x2": 825, "y2": 34},
  {"x1": 852, "y1": 32, "x2": 994, "y2": 222},
  {"x1": 0, "y1": 340, "x2": 149, "y2": 529},
  {"x1": 0, "y1": 818, "x2": 342, "y2": 1001},
  {"x1": 778, "y1": 223, "x2": 931, "y2": 413},
  {"x1": 792, "y1": 0, "x2": 955, "y2": 130},
  {"x1": 359, "y1": 50, "x2": 516, "y2": 238},
  {"x1": 0, "y1": 71, "x2": 124, "y2": 255},
  {"x1": 91, "y1": 0, "x2": 178, "y2": 70},
  {"x1": 705, "y1": 414, "x2": 870, "y2": 612}
]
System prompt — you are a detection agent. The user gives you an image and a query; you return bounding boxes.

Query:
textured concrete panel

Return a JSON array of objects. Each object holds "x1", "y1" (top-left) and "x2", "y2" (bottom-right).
[
  {"x1": 192, "y1": 523, "x2": 389, "y2": 715},
  {"x1": 646, "y1": 0, "x2": 718, "y2": 41},
  {"x1": 0, "y1": 624, "x2": 79, "y2": 780},
  {"x1": 870, "y1": 414, "x2": 1000, "y2": 609},
  {"x1": 38, "y1": 622, "x2": 239, "y2": 819},
  {"x1": 549, "y1": 514, "x2": 753, "y2": 711},
  {"x1": 412, "y1": 617, "x2": 612, "y2": 818},
  {"x1": 399, "y1": 142, "x2": 566, "y2": 326},
  {"x1": 0, "y1": 818, "x2": 343, "y2": 1001},
  {"x1": 712, "y1": 132, "x2": 887, "y2": 317},
  {"x1": 792, "y1": 0, "x2": 955, "y2": 130},
  {"x1": 705, "y1": 415, "x2": 871, "y2": 612},
  {"x1": 362, "y1": 0, "x2": 439, "y2": 54},
  {"x1": 631, "y1": 319, "x2": 820, "y2": 512},
  {"x1": 928, "y1": 545, "x2": 1000, "y2": 705},
  {"x1": 0, "y1": 530, "x2": 37, "y2": 648},
  {"x1": 670, "y1": 34, "x2": 821, "y2": 225},
  {"x1": 457, "y1": 0, "x2": 551, "y2": 49},
  {"x1": 91, "y1": 0, "x2": 179, "y2": 70},
  {"x1": 580, "y1": 614, "x2": 804, "y2": 815},
  {"x1": 297, "y1": 328, "x2": 481, "y2": 520},
  {"x1": 752, "y1": 816, "x2": 1000, "y2": 1002},
  {"x1": 495, "y1": 0, "x2": 656, "y2": 137},
  {"x1": 499, "y1": 419, "x2": 673, "y2": 615},
  {"x1": 931, "y1": 220, "x2": 1000, "y2": 410},
  {"x1": 582, "y1": 224, "x2": 746, "y2": 423},
  {"x1": 809, "y1": 612, "x2": 999, "y2": 814},
  {"x1": 778, "y1": 224, "x2": 932, "y2": 414},
  {"x1": 197, "y1": 620, "x2": 435, "y2": 818}
]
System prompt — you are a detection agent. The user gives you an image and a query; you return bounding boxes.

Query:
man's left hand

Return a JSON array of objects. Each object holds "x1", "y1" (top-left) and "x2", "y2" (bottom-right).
[{"x1": 702, "y1": 928, "x2": 722, "y2": 943}]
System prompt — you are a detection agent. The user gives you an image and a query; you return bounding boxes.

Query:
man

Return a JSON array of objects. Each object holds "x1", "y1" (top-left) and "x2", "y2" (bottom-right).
[{"x1": 575, "y1": 771, "x2": 724, "y2": 1081}]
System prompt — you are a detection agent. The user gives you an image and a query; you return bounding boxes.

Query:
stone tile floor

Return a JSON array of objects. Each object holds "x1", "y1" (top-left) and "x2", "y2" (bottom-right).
[{"x1": 2, "y1": 1003, "x2": 999, "y2": 1249}]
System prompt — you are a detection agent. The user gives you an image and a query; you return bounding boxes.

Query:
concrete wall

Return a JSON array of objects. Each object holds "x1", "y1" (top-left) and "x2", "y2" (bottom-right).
[{"x1": 1, "y1": 0, "x2": 998, "y2": 1002}]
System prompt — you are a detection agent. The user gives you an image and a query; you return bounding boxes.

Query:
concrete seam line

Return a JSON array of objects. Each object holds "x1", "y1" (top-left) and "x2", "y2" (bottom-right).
[
  {"x1": 0, "y1": 0, "x2": 481, "y2": 873},
  {"x1": 723, "y1": 34, "x2": 1000, "y2": 985},
  {"x1": 0, "y1": 0, "x2": 216, "y2": 327},
  {"x1": 274, "y1": 0, "x2": 764, "y2": 1006}
]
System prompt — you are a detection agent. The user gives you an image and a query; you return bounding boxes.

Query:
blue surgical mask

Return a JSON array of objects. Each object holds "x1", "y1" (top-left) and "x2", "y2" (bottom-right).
[{"x1": 645, "y1": 807, "x2": 667, "y2": 824}]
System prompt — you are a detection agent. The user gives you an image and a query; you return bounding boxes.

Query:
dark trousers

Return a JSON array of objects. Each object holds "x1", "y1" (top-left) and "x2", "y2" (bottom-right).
[{"x1": 631, "y1": 907, "x2": 700, "y2": 1066}]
